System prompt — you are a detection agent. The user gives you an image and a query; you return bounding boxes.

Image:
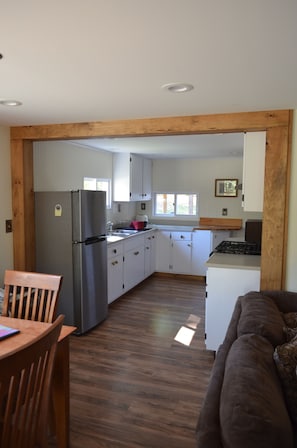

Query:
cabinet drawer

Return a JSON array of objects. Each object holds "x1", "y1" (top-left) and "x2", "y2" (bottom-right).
[
  {"x1": 171, "y1": 231, "x2": 192, "y2": 241},
  {"x1": 124, "y1": 234, "x2": 145, "y2": 252},
  {"x1": 107, "y1": 242, "x2": 123, "y2": 258}
]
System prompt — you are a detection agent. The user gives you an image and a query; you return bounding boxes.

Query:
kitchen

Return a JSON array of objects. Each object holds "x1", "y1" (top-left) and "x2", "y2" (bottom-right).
[{"x1": 32, "y1": 132, "x2": 263, "y2": 336}]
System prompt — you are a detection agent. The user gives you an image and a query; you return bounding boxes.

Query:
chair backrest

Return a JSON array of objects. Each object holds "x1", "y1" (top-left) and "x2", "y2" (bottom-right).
[
  {"x1": 2, "y1": 270, "x2": 63, "y2": 323},
  {"x1": 0, "y1": 314, "x2": 64, "y2": 448}
]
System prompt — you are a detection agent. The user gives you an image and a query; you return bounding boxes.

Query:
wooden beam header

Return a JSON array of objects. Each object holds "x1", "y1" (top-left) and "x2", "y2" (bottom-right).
[{"x1": 11, "y1": 109, "x2": 291, "y2": 141}]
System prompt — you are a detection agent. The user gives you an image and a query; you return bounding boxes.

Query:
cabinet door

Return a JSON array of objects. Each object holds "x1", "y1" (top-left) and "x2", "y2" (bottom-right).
[
  {"x1": 130, "y1": 154, "x2": 143, "y2": 201},
  {"x1": 142, "y1": 158, "x2": 152, "y2": 200},
  {"x1": 242, "y1": 131, "x2": 266, "y2": 212},
  {"x1": 144, "y1": 232, "x2": 156, "y2": 278},
  {"x1": 112, "y1": 153, "x2": 131, "y2": 202},
  {"x1": 124, "y1": 245, "x2": 145, "y2": 292},
  {"x1": 149, "y1": 231, "x2": 156, "y2": 274},
  {"x1": 144, "y1": 239, "x2": 151, "y2": 278},
  {"x1": 155, "y1": 231, "x2": 171, "y2": 272},
  {"x1": 171, "y1": 231, "x2": 192, "y2": 274},
  {"x1": 172, "y1": 239, "x2": 192, "y2": 274},
  {"x1": 192, "y1": 231, "x2": 211, "y2": 276},
  {"x1": 211, "y1": 231, "x2": 230, "y2": 251},
  {"x1": 107, "y1": 254, "x2": 124, "y2": 304}
]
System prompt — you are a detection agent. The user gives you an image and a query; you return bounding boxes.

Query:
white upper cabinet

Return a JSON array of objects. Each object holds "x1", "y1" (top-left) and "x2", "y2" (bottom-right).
[
  {"x1": 142, "y1": 157, "x2": 152, "y2": 200},
  {"x1": 242, "y1": 131, "x2": 266, "y2": 212},
  {"x1": 113, "y1": 153, "x2": 152, "y2": 202}
]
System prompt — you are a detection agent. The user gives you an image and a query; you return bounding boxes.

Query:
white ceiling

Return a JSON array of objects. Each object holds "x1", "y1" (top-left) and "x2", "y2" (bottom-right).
[
  {"x1": 69, "y1": 133, "x2": 244, "y2": 159},
  {"x1": 1, "y1": 0, "x2": 296, "y2": 158}
]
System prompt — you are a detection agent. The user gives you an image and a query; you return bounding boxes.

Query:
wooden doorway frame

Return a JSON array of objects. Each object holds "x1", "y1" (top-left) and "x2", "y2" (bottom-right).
[{"x1": 10, "y1": 109, "x2": 293, "y2": 290}]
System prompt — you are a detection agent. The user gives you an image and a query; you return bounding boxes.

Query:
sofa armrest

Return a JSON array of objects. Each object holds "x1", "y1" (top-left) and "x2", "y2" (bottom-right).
[
  {"x1": 196, "y1": 296, "x2": 242, "y2": 447},
  {"x1": 261, "y1": 290, "x2": 297, "y2": 313}
]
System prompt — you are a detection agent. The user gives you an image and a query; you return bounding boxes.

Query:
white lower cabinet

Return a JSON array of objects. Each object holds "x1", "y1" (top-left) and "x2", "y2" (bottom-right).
[
  {"x1": 123, "y1": 235, "x2": 145, "y2": 292},
  {"x1": 155, "y1": 230, "x2": 192, "y2": 274},
  {"x1": 212, "y1": 231, "x2": 231, "y2": 251},
  {"x1": 107, "y1": 231, "x2": 157, "y2": 303},
  {"x1": 107, "y1": 242, "x2": 124, "y2": 304},
  {"x1": 205, "y1": 266, "x2": 260, "y2": 351},
  {"x1": 144, "y1": 231, "x2": 156, "y2": 278},
  {"x1": 171, "y1": 232, "x2": 192, "y2": 274},
  {"x1": 155, "y1": 231, "x2": 171, "y2": 272},
  {"x1": 192, "y1": 230, "x2": 230, "y2": 276}
]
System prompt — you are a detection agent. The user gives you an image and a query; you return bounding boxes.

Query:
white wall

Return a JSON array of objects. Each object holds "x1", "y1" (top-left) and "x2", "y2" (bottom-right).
[
  {"x1": 34, "y1": 141, "x2": 113, "y2": 190},
  {"x1": 286, "y1": 111, "x2": 297, "y2": 291},
  {"x1": 151, "y1": 157, "x2": 262, "y2": 225},
  {"x1": 0, "y1": 126, "x2": 13, "y2": 284},
  {"x1": 33, "y1": 140, "x2": 137, "y2": 224}
]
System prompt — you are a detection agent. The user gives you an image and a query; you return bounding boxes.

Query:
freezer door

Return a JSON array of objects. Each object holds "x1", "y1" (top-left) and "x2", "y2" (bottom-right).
[
  {"x1": 73, "y1": 237, "x2": 108, "y2": 334},
  {"x1": 72, "y1": 190, "x2": 106, "y2": 242}
]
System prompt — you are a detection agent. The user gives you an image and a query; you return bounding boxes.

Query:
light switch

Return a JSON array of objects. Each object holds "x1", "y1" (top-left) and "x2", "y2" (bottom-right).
[{"x1": 5, "y1": 219, "x2": 12, "y2": 233}]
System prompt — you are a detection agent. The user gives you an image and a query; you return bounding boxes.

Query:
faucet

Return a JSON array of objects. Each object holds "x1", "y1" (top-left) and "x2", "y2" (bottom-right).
[{"x1": 106, "y1": 221, "x2": 113, "y2": 233}]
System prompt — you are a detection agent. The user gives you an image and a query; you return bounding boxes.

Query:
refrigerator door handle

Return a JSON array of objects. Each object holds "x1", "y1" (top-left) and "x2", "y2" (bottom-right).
[{"x1": 85, "y1": 236, "x2": 106, "y2": 245}]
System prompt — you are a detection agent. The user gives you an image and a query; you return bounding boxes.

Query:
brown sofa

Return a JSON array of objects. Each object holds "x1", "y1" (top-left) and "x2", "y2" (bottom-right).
[{"x1": 196, "y1": 290, "x2": 297, "y2": 448}]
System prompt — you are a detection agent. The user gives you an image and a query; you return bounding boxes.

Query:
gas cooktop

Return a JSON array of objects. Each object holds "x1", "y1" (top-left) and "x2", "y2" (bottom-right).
[{"x1": 213, "y1": 240, "x2": 261, "y2": 256}]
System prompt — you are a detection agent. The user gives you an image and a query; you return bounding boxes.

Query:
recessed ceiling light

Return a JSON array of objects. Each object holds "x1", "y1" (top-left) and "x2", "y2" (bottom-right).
[
  {"x1": 0, "y1": 99, "x2": 22, "y2": 107},
  {"x1": 162, "y1": 83, "x2": 194, "y2": 93}
]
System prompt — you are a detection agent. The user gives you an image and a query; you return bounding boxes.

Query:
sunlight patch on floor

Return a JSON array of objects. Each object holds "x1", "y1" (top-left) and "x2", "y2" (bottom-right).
[
  {"x1": 174, "y1": 326, "x2": 195, "y2": 346},
  {"x1": 186, "y1": 314, "x2": 201, "y2": 329},
  {"x1": 174, "y1": 314, "x2": 201, "y2": 346}
]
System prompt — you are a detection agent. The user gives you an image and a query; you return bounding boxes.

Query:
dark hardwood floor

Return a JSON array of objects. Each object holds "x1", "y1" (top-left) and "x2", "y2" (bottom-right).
[{"x1": 67, "y1": 274, "x2": 214, "y2": 448}]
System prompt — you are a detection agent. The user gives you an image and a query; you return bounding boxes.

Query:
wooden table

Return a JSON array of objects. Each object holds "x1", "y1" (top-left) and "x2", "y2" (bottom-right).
[{"x1": 0, "y1": 316, "x2": 75, "y2": 448}]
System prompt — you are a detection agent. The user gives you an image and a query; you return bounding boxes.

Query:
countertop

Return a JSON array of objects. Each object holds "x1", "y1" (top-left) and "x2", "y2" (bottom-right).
[
  {"x1": 193, "y1": 225, "x2": 239, "y2": 231},
  {"x1": 107, "y1": 224, "x2": 232, "y2": 244},
  {"x1": 107, "y1": 227, "x2": 155, "y2": 244},
  {"x1": 150, "y1": 224, "x2": 194, "y2": 231},
  {"x1": 195, "y1": 217, "x2": 242, "y2": 231},
  {"x1": 150, "y1": 224, "x2": 233, "y2": 232},
  {"x1": 107, "y1": 223, "x2": 238, "y2": 244},
  {"x1": 206, "y1": 253, "x2": 261, "y2": 270}
]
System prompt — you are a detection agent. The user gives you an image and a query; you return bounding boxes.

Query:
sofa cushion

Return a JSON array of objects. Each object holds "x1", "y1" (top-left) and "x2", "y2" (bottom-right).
[
  {"x1": 283, "y1": 325, "x2": 297, "y2": 342},
  {"x1": 220, "y1": 334, "x2": 294, "y2": 448},
  {"x1": 237, "y1": 292, "x2": 286, "y2": 347},
  {"x1": 274, "y1": 335, "x2": 297, "y2": 430},
  {"x1": 283, "y1": 312, "x2": 297, "y2": 328}
]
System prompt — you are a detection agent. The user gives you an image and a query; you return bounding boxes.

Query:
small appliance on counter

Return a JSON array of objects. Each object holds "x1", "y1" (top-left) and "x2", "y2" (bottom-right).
[
  {"x1": 131, "y1": 220, "x2": 145, "y2": 230},
  {"x1": 136, "y1": 214, "x2": 148, "y2": 228}
]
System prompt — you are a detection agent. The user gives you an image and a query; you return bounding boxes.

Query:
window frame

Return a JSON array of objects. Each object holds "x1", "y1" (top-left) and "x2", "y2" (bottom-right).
[{"x1": 153, "y1": 192, "x2": 198, "y2": 218}]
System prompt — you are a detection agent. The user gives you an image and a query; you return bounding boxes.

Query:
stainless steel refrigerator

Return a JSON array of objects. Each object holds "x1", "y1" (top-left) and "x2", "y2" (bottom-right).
[{"x1": 35, "y1": 190, "x2": 108, "y2": 335}]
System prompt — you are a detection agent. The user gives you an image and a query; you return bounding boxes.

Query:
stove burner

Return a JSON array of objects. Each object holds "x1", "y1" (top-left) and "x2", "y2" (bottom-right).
[{"x1": 213, "y1": 240, "x2": 261, "y2": 255}]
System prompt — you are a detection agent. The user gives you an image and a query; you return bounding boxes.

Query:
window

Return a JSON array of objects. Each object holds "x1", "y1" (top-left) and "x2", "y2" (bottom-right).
[
  {"x1": 154, "y1": 193, "x2": 198, "y2": 217},
  {"x1": 83, "y1": 177, "x2": 111, "y2": 208}
]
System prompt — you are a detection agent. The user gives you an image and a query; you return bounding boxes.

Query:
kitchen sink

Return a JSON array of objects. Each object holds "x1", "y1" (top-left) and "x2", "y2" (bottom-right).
[
  {"x1": 107, "y1": 228, "x2": 153, "y2": 242},
  {"x1": 112, "y1": 229, "x2": 139, "y2": 235},
  {"x1": 106, "y1": 235, "x2": 125, "y2": 243}
]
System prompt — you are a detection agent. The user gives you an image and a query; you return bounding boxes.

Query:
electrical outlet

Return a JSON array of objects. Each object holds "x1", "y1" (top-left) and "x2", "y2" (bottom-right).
[
  {"x1": 5, "y1": 219, "x2": 12, "y2": 233},
  {"x1": 141, "y1": 203, "x2": 146, "y2": 210},
  {"x1": 222, "y1": 208, "x2": 228, "y2": 216}
]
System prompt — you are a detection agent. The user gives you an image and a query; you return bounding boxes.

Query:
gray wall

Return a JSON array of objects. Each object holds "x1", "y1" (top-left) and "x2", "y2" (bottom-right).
[{"x1": 0, "y1": 126, "x2": 13, "y2": 284}]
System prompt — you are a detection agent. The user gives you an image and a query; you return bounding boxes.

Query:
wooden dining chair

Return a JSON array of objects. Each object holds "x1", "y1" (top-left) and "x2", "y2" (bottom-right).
[
  {"x1": 0, "y1": 314, "x2": 64, "y2": 448},
  {"x1": 2, "y1": 270, "x2": 63, "y2": 323}
]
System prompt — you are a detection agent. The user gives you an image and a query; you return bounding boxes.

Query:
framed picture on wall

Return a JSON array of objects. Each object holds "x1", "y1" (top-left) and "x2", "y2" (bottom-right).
[{"x1": 215, "y1": 179, "x2": 238, "y2": 197}]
